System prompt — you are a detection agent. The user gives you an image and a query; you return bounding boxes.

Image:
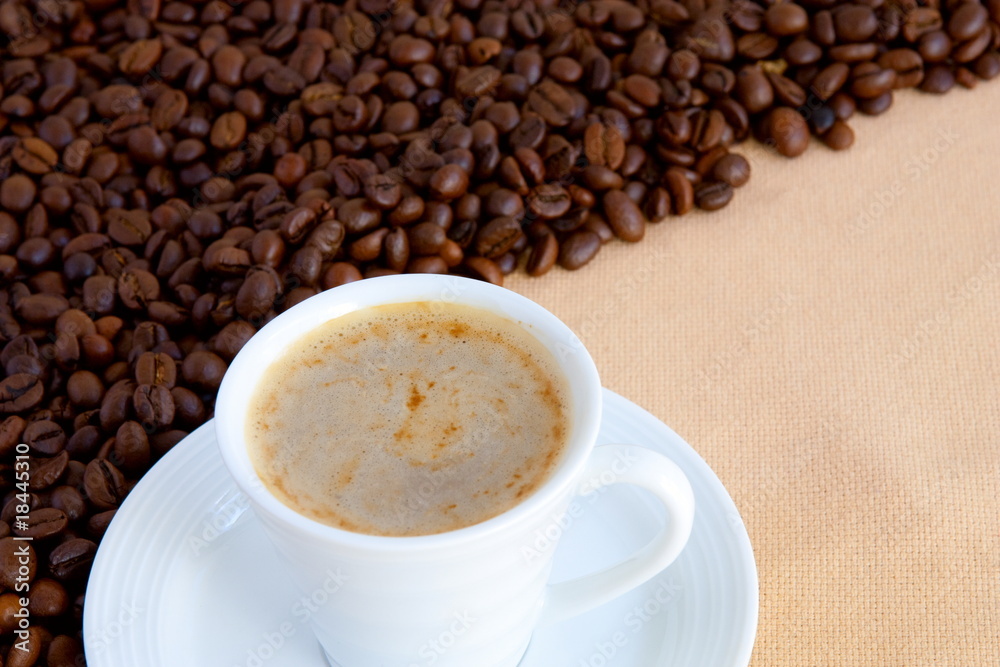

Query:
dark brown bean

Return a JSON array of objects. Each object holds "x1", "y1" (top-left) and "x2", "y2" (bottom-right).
[
  {"x1": 29, "y1": 579, "x2": 69, "y2": 617},
  {"x1": 603, "y1": 190, "x2": 646, "y2": 242},
  {"x1": 811, "y1": 62, "x2": 850, "y2": 100},
  {"x1": 114, "y1": 421, "x2": 151, "y2": 473},
  {"x1": 559, "y1": 230, "x2": 602, "y2": 270},
  {"x1": 48, "y1": 538, "x2": 97, "y2": 582},
  {"x1": 29, "y1": 451, "x2": 69, "y2": 491},
  {"x1": 822, "y1": 121, "x2": 855, "y2": 150},
  {"x1": 0, "y1": 538, "x2": 37, "y2": 589},
  {"x1": 665, "y1": 168, "x2": 695, "y2": 216},
  {"x1": 713, "y1": 154, "x2": 751, "y2": 188},
  {"x1": 736, "y1": 66, "x2": 774, "y2": 113},
  {"x1": 83, "y1": 459, "x2": 128, "y2": 510},
  {"x1": 921, "y1": 65, "x2": 956, "y2": 94},
  {"x1": 583, "y1": 122, "x2": 626, "y2": 170},
  {"x1": 50, "y1": 487, "x2": 87, "y2": 523},
  {"x1": 475, "y1": 217, "x2": 523, "y2": 258},
  {"x1": 182, "y1": 350, "x2": 228, "y2": 389},
  {"x1": 25, "y1": 420, "x2": 66, "y2": 456},
  {"x1": 527, "y1": 232, "x2": 559, "y2": 277},
  {"x1": 15, "y1": 508, "x2": 68, "y2": 540},
  {"x1": 323, "y1": 262, "x2": 363, "y2": 289},
  {"x1": 695, "y1": 182, "x2": 735, "y2": 211},
  {"x1": 133, "y1": 383, "x2": 175, "y2": 430},
  {"x1": 527, "y1": 184, "x2": 572, "y2": 220},
  {"x1": 765, "y1": 107, "x2": 810, "y2": 158},
  {"x1": 0, "y1": 374, "x2": 45, "y2": 413}
]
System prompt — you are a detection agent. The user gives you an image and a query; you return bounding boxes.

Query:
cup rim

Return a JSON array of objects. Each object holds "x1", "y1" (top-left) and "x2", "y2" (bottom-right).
[{"x1": 215, "y1": 274, "x2": 603, "y2": 551}]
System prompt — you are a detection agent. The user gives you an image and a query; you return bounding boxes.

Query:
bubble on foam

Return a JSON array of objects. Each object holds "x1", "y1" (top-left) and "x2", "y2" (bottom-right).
[{"x1": 246, "y1": 301, "x2": 570, "y2": 536}]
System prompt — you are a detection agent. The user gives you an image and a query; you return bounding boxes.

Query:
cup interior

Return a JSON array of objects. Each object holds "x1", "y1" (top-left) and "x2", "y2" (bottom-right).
[{"x1": 215, "y1": 274, "x2": 603, "y2": 548}]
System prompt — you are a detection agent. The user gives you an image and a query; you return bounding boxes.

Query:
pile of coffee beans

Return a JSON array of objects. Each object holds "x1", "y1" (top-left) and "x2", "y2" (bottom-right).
[{"x1": 1, "y1": 0, "x2": 998, "y2": 661}]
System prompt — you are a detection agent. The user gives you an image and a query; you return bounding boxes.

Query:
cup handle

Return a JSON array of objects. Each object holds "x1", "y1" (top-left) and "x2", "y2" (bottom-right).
[{"x1": 537, "y1": 444, "x2": 695, "y2": 626}]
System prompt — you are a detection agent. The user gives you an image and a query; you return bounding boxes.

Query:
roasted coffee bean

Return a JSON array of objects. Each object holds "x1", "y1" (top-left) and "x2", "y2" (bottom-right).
[
  {"x1": 558, "y1": 230, "x2": 602, "y2": 270},
  {"x1": 0, "y1": 373, "x2": 44, "y2": 412},
  {"x1": 100, "y1": 379, "x2": 136, "y2": 432},
  {"x1": 165, "y1": 385, "x2": 201, "y2": 426},
  {"x1": 808, "y1": 106, "x2": 837, "y2": 135},
  {"x1": 475, "y1": 216, "x2": 523, "y2": 258},
  {"x1": 380, "y1": 228, "x2": 409, "y2": 273},
  {"x1": 695, "y1": 182, "x2": 735, "y2": 211},
  {"x1": 65, "y1": 425, "x2": 102, "y2": 460},
  {"x1": 210, "y1": 112, "x2": 247, "y2": 150},
  {"x1": 879, "y1": 49, "x2": 925, "y2": 89},
  {"x1": 527, "y1": 184, "x2": 572, "y2": 220},
  {"x1": 1, "y1": 174, "x2": 36, "y2": 212},
  {"x1": 973, "y1": 53, "x2": 1000, "y2": 80},
  {"x1": 767, "y1": 72, "x2": 807, "y2": 107},
  {"x1": 29, "y1": 451, "x2": 69, "y2": 491},
  {"x1": 765, "y1": 3, "x2": 809, "y2": 36},
  {"x1": 29, "y1": 579, "x2": 69, "y2": 617},
  {"x1": 785, "y1": 37, "x2": 823, "y2": 66},
  {"x1": 338, "y1": 198, "x2": 382, "y2": 235},
  {"x1": 133, "y1": 383, "x2": 175, "y2": 429},
  {"x1": 48, "y1": 538, "x2": 98, "y2": 582},
  {"x1": 0, "y1": 538, "x2": 37, "y2": 589},
  {"x1": 407, "y1": 256, "x2": 448, "y2": 274},
  {"x1": 811, "y1": 62, "x2": 850, "y2": 100},
  {"x1": 113, "y1": 421, "x2": 151, "y2": 472},
  {"x1": 323, "y1": 262, "x2": 364, "y2": 288},
  {"x1": 644, "y1": 188, "x2": 672, "y2": 221},
  {"x1": 25, "y1": 420, "x2": 66, "y2": 456},
  {"x1": 50, "y1": 487, "x2": 87, "y2": 523},
  {"x1": 14, "y1": 137, "x2": 59, "y2": 174},
  {"x1": 428, "y1": 164, "x2": 470, "y2": 200},
  {"x1": 16, "y1": 293, "x2": 69, "y2": 323},
  {"x1": 88, "y1": 510, "x2": 119, "y2": 538},
  {"x1": 118, "y1": 269, "x2": 160, "y2": 309},
  {"x1": 0, "y1": 593, "x2": 27, "y2": 635},
  {"x1": 603, "y1": 190, "x2": 646, "y2": 242},
  {"x1": 48, "y1": 634, "x2": 85, "y2": 667},
  {"x1": 919, "y1": 31, "x2": 953, "y2": 64},
  {"x1": 582, "y1": 165, "x2": 625, "y2": 191},
  {"x1": 408, "y1": 222, "x2": 447, "y2": 256},
  {"x1": 829, "y1": 93, "x2": 857, "y2": 120},
  {"x1": 15, "y1": 508, "x2": 69, "y2": 539},
  {"x1": 765, "y1": 107, "x2": 811, "y2": 158},
  {"x1": 736, "y1": 66, "x2": 774, "y2": 113},
  {"x1": 833, "y1": 5, "x2": 878, "y2": 42},
  {"x1": 485, "y1": 189, "x2": 525, "y2": 219},
  {"x1": 583, "y1": 122, "x2": 626, "y2": 169},
  {"x1": 851, "y1": 64, "x2": 897, "y2": 99},
  {"x1": 713, "y1": 154, "x2": 751, "y2": 188},
  {"x1": 665, "y1": 168, "x2": 695, "y2": 216},
  {"x1": 948, "y1": 3, "x2": 988, "y2": 42},
  {"x1": 822, "y1": 121, "x2": 855, "y2": 150},
  {"x1": 463, "y1": 256, "x2": 504, "y2": 285},
  {"x1": 921, "y1": 65, "x2": 956, "y2": 94},
  {"x1": 83, "y1": 459, "x2": 127, "y2": 509},
  {"x1": 182, "y1": 350, "x2": 227, "y2": 389},
  {"x1": 526, "y1": 233, "x2": 558, "y2": 277},
  {"x1": 0, "y1": 416, "x2": 26, "y2": 457},
  {"x1": 135, "y1": 351, "x2": 177, "y2": 387}
]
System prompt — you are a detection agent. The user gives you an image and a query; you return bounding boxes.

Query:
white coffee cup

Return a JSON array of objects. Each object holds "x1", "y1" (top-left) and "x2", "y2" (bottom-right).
[{"x1": 215, "y1": 274, "x2": 694, "y2": 667}]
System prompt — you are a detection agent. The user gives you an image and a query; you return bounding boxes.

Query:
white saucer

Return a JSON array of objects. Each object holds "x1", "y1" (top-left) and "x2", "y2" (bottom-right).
[{"x1": 84, "y1": 389, "x2": 757, "y2": 666}]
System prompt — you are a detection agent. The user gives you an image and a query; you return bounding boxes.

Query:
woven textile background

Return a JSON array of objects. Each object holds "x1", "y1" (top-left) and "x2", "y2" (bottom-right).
[{"x1": 506, "y1": 85, "x2": 1000, "y2": 665}]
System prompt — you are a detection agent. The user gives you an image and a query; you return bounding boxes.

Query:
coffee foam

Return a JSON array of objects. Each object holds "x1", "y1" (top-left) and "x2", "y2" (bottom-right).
[{"x1": 246, "y1": 301, "x2": 570, "y2": 536}]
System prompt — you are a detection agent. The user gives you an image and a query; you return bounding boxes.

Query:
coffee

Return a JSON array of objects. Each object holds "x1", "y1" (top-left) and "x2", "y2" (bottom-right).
[{"x1": 245, "y1": 301, "x2": 570, "y2": 537}]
